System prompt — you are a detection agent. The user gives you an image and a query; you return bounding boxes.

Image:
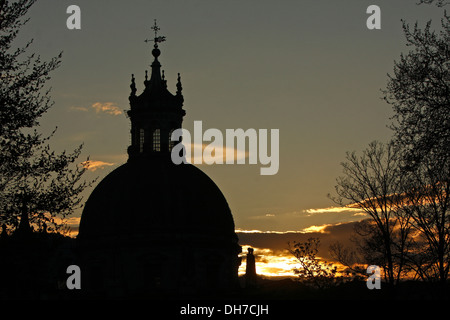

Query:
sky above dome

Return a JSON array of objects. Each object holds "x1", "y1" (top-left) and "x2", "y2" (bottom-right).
[{"x1": 16, "y1": 0, "x2": 445, "y2": 241}]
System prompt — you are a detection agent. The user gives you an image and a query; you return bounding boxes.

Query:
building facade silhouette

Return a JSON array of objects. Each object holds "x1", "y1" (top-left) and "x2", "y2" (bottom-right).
[{"x1": 77, "y1": 23, "x2": 242, "y2": 298}]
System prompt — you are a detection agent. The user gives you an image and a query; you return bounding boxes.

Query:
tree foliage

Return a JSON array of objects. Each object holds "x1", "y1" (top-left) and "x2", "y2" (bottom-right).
[
  {"x1": 417, "y1": 0, "x2": 449, "y2": 7},
  {"x1": 384, "y1": 14, "x2": 450, "y2": 283},
  {"x1": 384, "y1": 15, "x2": 450, "y2": 169},
  {"x1": 0, "y1": 0, "x2": 92, "y2": 235},
  {"x1": 288, "y1": 238, "x2": 341, "y2": 290}
]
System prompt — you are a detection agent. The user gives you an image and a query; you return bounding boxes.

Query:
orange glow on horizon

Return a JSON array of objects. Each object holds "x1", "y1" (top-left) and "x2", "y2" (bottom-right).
[
  {"x1": 239, "y1": 245, "x2": 349, "y2": 279},
  {"x1": 239, "y1": 245, "x2": 299, "y2": 278}
]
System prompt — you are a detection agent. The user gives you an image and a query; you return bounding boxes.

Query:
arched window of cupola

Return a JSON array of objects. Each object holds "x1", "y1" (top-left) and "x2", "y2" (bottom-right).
[
  {"x1": 153, "y1": 129, "x2": 161, "y2": 152},
  {"x1": 139, "y1": 128, "x2": 145, "y2": 153},
  {"x1": 168, "y1": 129, "x2": 175, "y2": 152}
]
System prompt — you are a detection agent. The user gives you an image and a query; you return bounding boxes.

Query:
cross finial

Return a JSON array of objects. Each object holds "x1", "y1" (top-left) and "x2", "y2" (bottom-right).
[
  {"x1": 151, "y1": 19, "x2": 160, "y2": 38},
  {"x1": 145, "y1": 19, "x2": 166, "y2": 48}
]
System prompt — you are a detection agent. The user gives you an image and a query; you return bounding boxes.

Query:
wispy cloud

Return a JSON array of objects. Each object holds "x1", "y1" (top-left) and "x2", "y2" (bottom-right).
[
  {"x1": 304, "y1": 206, "x2": 365, "y2": 216},
  {"x1": 300, "y1": 224, "x2": 334, "y2": 234},
  {"x1": 236, "y1": 229, "x2": 307, "y2": 234},
  {"x1": 81, "y1": 160, "x2": 115, "y2": 171},
  {"x1": 236, "y1": 224, "x2": 337, "y2": 234},
  {"x1": 69, "y1": 106, "x2": 89, "y2": 112},
  {"x1": 91, "y1": 102, "x2": 123, "y2": 116},
  {"x1": 68, "y1": 102, "x2": 123, "y2": 116}
]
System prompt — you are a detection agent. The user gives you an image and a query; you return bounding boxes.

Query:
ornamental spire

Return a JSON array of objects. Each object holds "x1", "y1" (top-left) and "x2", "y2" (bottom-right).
[
  {"x1": 176, "y1": 73, "x2": 182, "y2": 96},
  {"x1": 127, "y1": 21, "x2": 186, "y2": 160},
  {"x1": 130, "y1": 74, "x2": 136, "y2": 96},
  {"x1": 145, "y1": 19, "x2": 166, "y2": 49},
  {"x1": 144, "y1": 20, "x2": 164, "y2": 88}
]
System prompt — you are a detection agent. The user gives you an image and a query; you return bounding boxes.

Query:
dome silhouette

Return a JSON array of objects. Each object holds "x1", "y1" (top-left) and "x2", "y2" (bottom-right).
[
  {"x1": 78, "y1": 157, "x2": 237, "y2": 242},
  {"x1": 76, "y1": 21, "x2": 241, "y2": 298}
]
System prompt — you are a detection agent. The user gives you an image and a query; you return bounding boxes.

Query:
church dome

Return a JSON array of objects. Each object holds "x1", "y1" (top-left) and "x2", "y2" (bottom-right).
[
  {"x1": 76, "y1": 22, "x2": 241, "y2": 297},
  {"x1": 77, "y1": 156, "x2": 241, "y2": 297},
  {"x1": 78, "y1": 156, "x2": 237, "y2": 245}
]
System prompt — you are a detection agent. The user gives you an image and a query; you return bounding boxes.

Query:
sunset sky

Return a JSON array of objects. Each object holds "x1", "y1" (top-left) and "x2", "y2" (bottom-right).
[{"x1": 16, "y1": 1, "x2": 446, "y2": 276}]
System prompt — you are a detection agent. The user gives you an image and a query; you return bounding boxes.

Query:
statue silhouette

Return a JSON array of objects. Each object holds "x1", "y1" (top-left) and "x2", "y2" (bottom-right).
[{"x1": 245, "y1": 247, "x2": 257, "y2": 288}]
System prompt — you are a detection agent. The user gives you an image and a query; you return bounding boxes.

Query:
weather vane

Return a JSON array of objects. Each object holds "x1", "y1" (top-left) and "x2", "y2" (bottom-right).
[{"x1": 145, "y1": 19, "x2": 166, "y2": 48}]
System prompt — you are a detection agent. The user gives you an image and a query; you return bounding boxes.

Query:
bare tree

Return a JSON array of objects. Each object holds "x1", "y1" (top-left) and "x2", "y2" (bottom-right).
[
  {"x1": 330, "y1": 217, "x2": 417, "y2": 284},
  {"x1": 329, "y1": 141, "x2": 412, "y2": 286},
  {"x1": 401, "y1": 157, "x2": 450, "y2": 283},
  {"x1": 329, "y1": 240, "x2": 367, "y2": 280}
]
